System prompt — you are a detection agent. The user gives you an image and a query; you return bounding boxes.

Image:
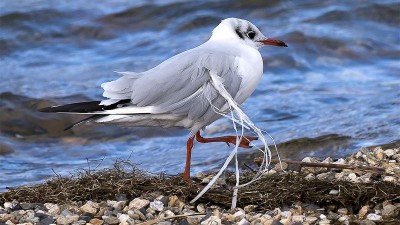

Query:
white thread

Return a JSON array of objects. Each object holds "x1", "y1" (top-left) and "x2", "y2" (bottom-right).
[{"x1": 190, "y1": 71, "x2": 273, "y2": 208}]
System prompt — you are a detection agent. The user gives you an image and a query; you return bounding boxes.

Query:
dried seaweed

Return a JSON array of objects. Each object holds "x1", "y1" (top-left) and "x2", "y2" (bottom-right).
[{"x1": 1, "y1": 161, "x2": 399, "y2": 213}]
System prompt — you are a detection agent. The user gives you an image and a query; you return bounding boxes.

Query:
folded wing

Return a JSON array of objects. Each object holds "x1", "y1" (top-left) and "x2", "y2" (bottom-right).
[{"x1": 100, "y1": 48, "x2": 244, "y2": 123}]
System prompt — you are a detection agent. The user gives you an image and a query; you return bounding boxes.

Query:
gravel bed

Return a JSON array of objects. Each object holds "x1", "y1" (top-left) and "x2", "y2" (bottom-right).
[{"x1": 1, "y1": 147, "x2": 399, "y2": 225}]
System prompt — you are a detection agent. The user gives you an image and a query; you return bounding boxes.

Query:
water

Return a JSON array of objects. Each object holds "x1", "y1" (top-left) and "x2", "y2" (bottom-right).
[{"x1": 0, "y1": 0, "x2": 399, "y2": 190}]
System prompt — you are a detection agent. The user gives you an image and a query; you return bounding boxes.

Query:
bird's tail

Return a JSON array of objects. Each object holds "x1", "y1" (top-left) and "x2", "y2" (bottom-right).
[
  {"x1": 39, "y1": 99, "x2": 131, "y2": 113},
  {"x1": 39, "y1": 99, "x2": 131, "y2": 130}
]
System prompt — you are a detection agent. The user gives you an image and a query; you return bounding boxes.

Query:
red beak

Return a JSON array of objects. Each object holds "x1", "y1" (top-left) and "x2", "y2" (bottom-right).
[{"x1": 258, "y1": 38, "x2": 288, "y2": 47}]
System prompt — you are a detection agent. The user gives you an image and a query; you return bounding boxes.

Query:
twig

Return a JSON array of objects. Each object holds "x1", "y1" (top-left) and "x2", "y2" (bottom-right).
[
  {"x1": 254, "y1": 158, "x2": 385, "y2": 173},
  {"x1": 243, "y1": 163, "x2": 257, "y2": 173}
]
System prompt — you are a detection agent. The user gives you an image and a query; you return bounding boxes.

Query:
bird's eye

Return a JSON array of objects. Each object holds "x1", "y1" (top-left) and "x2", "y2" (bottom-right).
[{"x1": 247, "y1": 31, "x2": 256, "y2": 39}]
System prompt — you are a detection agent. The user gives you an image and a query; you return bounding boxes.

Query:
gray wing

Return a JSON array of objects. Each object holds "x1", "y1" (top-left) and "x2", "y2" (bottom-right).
[{"x1": 101, "y1": 48, "x2": 243, "y2": 122}]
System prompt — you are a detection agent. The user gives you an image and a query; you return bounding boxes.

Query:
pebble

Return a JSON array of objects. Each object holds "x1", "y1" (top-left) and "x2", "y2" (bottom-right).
[
  {"x1": 374, "y1": 148, "x2": 384, "y2": 160},
  {"x1": 168, "y1": 195, "x2": 179, "y2": 207},
  {"x1": 305, "y1": 173, "x2": 315, "y2": 180},
  {"x1": 317, "y1": 172, "x2": 334, "y2": 180},
  {"x1": 329, "y1": 189, "x2": 339, "y2": 195},
  {"x1": 118, "y1": 214, "x2": 130, "y2": 223},
  {"x1": 56, "y1": 215, "x2": 79, "y2": 224},
  {"x1": 43, "y1": 203, "x2": 60, "y2": 216},
  {"x1": 291, "y1": 215, "x2": 304, "y2": 222},
  {"x1": 383, "y1": 176, "x2": 395, "y2": 182},
  {"x1": 107, "y1": 200, "x2": 126, "y2": 211},
  {"x1": 61, "y1": 209, "x2": 74, "y2": 217},
  {"x1": 237, "y1": 218, "x2": 250, "y2": 225},
  {"x1": 273, "y1": 162, "x2": 288, "y2": 171},
  {"x1": 233, "y1": 210, "x2": 246, "y2": 221},
  {"x1": 381, "y1": 204, "x2": 398, "y2": 217},
  {"x1": 150, "y1": 200, "x2": 164, "y2": 211},
  {"x1": 80, "y1": 201, "x2": 99, "y2": 214},
  {"x1": 128, "y1": 198, "x2": 150, "y2": 210},
  {"x1": 366, "y1": 213, "x2": 381, "y2": 221},
  {"x1": 348, "y1": 173, "x2": 358, "y2": 182},
  {"x1": 384, "y1": 149, "x2": 395, "y2": 157},
  {"x1": 337, "y1": 208, "x2": 348, "y2": 215},
  {"x1": 102, "y1": 215, "x2": 119, "y2": 224},
  {"x1": 334, "y1": 158, "x2": 346, "y2": 164},
  {"x1": 196, "y1": 204, "x2": 206, "y2": 213},
  {"x1": 358, "y1": 205, "x2": 370, "y2": 218},
  {"x1": 244, "y1": 205, "x2": 256, "y2": 213},
  {"x1": 164, "y1": 210, "x2": 175, "y2": 217},
  {"x1": 89, "y1": 218, "x2": 104, "y2": 225}
]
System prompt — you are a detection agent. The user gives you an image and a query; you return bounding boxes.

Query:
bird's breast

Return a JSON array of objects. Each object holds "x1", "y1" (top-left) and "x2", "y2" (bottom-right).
[{"x1": 234, "y1": 48, "x2": 263, "y2": 104}]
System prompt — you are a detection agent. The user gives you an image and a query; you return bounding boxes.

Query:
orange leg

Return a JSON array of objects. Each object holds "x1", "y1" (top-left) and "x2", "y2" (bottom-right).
[
  {"x1": 195, "y1": 131, "x2": 257, "y2": 149},
  {"x1": 182, "y1": 132, "x2": 257, "y2": 182},
  {"x1": 183, "y1": 135, "x2": 195, "y2": 182}
]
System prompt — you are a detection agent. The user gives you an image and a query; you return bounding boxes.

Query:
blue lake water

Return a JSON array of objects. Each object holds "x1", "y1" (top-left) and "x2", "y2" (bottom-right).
[{"x1": 0, "y1": 0, "x2": 399, "y2": 190}]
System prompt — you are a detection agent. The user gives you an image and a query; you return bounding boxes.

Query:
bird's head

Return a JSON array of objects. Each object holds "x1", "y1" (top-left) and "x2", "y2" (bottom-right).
[{"x1": 211, "y1": 18, "x2": 288, "y2": 49}]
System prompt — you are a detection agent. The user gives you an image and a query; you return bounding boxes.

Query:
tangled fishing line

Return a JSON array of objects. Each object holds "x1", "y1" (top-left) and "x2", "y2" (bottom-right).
[{"x1": 190, "y1": 71, "x2": 279, "y2": 208}]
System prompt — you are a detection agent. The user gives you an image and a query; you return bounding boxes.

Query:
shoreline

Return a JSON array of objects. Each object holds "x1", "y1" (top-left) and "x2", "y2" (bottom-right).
[{"x1": 1, "y1": 146, "x2": 399, "y2": 225}]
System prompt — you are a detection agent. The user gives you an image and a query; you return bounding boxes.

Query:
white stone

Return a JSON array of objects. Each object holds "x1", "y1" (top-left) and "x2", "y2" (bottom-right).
[
  {"x1": 329, "y1": 189, "x2": 339, "y2": 195},
  {"x1": 3, "y1": 202, "x2": 13, "y2": 209},
  {"x1": 118, "y1": 214, "x2": 130, "y2": 223},
  {"x1": 384, "y1": 149, "x2": 395, "y2": 157},
  {"x1": 323, "y1": 157, "x2": 333, "y2": 163},
  {"x1": 302, "y1": 157, "x2": 312, "y2": 163},
  {"x1": 319, "y1": 214, "x2": 327, "y2": 220},
  {"x1": 305, "y1": 216, "x2": 318, "y2": 224},
  {"x1": 348, "y1": 173, "x2": 357, "y2": 182},
  {"x1": 367, "y1": 213, "x2": 382, "y2": 221},
  {"x1": 334, "y1": 158, "x2": 346, "y2": 164},
  {"x1": 197, "y1": 204, "x2": 206, "y2": 213},
  {"x1": 150, "y1": 200, "x2": 164, "y2": 211},
  {"x1": 128, "y1": 198, "x2": 150, "y2": 210}
]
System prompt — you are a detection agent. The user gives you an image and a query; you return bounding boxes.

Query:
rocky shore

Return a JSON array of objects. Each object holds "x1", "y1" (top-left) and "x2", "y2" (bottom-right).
[{"x1": 1, "y1": 147, "x2": 399, "y2": 225}]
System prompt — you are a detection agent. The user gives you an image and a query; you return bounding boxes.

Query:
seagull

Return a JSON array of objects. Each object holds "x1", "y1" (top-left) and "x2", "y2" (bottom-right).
[{"x1": 40, "y1": 18, "x2": 287, "y2": 181}]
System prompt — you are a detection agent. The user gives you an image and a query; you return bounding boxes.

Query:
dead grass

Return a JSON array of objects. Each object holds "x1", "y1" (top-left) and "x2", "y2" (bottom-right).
[{"x1": 1, "y1": 161, "x2": 399, "y2": 213}]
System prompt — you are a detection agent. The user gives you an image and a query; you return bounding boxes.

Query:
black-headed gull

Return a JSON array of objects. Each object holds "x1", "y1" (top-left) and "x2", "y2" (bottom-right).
[{"x1": 41, "y1": 18, "x2": 287, "y2": 181}]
